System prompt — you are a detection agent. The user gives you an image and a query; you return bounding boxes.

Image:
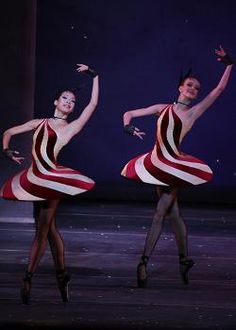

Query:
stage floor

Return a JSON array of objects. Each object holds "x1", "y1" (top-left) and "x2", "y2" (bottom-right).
[{"x1": 0, "y1": 201, "x2": 236, "y2": 329}]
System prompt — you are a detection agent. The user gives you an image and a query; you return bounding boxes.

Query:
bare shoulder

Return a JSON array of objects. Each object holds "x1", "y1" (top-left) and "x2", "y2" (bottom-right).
[
  {"x1": 147, "y1": 103, "x2": 170, "y2": 116},
  {"x1": 6, "y1": 118, "x2": 45, "y2": 135},
  {"x1": 25, "y1": 118, "x2": 45, "y2": 130},
  {"x1": 155, "y1": 103, "x2": 170, "y2": 114},
  {"x1": 31, "y1": 118, "x2": 45, "y2": 125},
  {"x1": 130, "y1": 103, "x2": 170, "y2": 118}
]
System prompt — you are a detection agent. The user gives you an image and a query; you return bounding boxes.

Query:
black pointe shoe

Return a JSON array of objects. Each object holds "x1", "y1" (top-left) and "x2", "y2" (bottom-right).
[
  {"x1": 137, "y1": 256, "x2": 149, "y2": 288},
  {"x1": 179, "y1": 258, "x2": 195, "y2": 285},
  {"x1": 56, "y1": 271, "x2": 71, "y2": 302},
  {"x1": 20, "y1": 271, "x2": 33, "y2": 305}
]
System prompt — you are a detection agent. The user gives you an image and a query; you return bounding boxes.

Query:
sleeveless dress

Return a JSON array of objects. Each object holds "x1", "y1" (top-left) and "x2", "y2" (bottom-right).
[
  {"x1": 121, "y1": 104, "x2": 213, "y2": 187},
  {"x1": 1, "y1": 119, "x2": 95, "y2": 201}
]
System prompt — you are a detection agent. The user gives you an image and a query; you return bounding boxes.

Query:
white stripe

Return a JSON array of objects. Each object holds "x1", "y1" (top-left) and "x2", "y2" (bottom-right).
[
  {"x1": 157, "y1": 108, "x2": 212, "y2": 173},
  {"x1": 121, "y1": 164, "x2": 128, "y2": 176},
  {"x1": 135, "y1": 154, "x2": 167, "y2": 185},
  {"x1": 151, "y1": 150, "x2": 207, "y2": 185},
  {"x1": 11, "y1": 170, "x2": 43, "y2": 201},
  {"x1": 32, "y1": 120, "x2": 53, "y2": 170},
  {"x1": 32, "y1": 121, "x2": 94, "y2": 183},
  {"x1": 33, "y1": 157, "x2": 94, "y2": 183},
  {"x1": 39, "y1": 121, "x2": 57, "y2": 169},
  {"x1": 26, "y1": 167, "x2": 88, "y2": 195},
  {"x1": 166, "y1": 108, "x2": 179, "y2": 155}
]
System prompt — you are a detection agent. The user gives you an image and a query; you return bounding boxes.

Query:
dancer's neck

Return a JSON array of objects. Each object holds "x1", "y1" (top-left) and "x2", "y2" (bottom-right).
[
  {"x1": 53, "y1": 116, "x2": 67, "y2": 121},
  {"x1": 175, "y1": 101, "x2": 190, "y2": 107}
]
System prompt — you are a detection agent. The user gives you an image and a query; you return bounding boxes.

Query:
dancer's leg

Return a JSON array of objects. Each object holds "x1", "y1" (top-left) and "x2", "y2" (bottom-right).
[
  {"x1": 48, "y1": 216, "x2": 65, "y2": 273},
  {"x1": 137, "y1": 186, "x2": 177, "y2": 287},
  {"x1": 21, "y1": 199, "x2": 59, "y2": 304},
  {"x1": 168, "y1": 199, "x2": 194, "y2": 284},
  {"x1": 48, "y1": 217, "x2": 70, "y2": 302},
  {"x1": 168, "y1": 200, "x2": 188, "y2": 258},
  {"x1": 142, "y1": 187, "x2": 177, "y2": 257},
  {"x1": 27, "y1": 199, "x2": 59, "y2": 273},
  {"x1": 47, "y1": 203, "x2": 71, "y2": 302}
]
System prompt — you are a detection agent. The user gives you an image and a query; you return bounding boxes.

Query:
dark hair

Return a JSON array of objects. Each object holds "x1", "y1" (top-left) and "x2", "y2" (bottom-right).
[
  {"x1": 178, "y1": 68, "x2": 201, "y2": 87},
  {"x1": 178, "y1": 68, "x2": 191, "y2": 87},
  {"x1": 179, "y1": 76, "x2": 201, "y2": 87},
  {"x1": 54, "y1": 88, "x2": 77, "y2": 101}
]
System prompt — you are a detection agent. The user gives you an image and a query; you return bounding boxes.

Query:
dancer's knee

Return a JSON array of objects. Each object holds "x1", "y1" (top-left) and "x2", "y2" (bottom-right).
[
  {"x1": 152, "y1": 211, "x2": 165, "y2": 225},
  {"x1": 36, "y1": 225, "x2": 50, "y2": 239}
]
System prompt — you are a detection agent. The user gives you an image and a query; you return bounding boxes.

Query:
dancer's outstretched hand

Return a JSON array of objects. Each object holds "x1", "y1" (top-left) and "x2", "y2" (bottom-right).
[
  {"x1": 124, "y1": 124, "x2": 146, "y2": 140},
  {"x1": 3, "y1": 148, "x2": 24, "y2": 165},
  {"x1": 76, "y1": 64, "x2": 89, "y2": 72},
  {"x1": 134, "y1": 128, "x2": 146, "y2": 140},
  {"x1": 12, "y1": 154, "x2": 25, "y2": 165},
  {"x1": 215, "y1": 45, "x2": 226, "y2": 60},
  {"x1": 215, "y1": 45, "x2": 234, "y2": 65}
]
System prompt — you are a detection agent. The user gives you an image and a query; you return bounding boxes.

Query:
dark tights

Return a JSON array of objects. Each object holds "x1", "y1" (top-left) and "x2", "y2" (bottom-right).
[
  {"x1": 27, "y1": 199, "x2": 65, "y2": 274},
  {"x1": 142, "y1": 187, "x2": 188, "y2": 260}
]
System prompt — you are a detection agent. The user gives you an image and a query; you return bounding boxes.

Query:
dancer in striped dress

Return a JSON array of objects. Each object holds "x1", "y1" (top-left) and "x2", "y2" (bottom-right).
[
  {"x1": 122, "y1": 46, "x2": 233, "y2": 287},
  {"x1": 1, "y1": 64, "x2": 99, "y2": 303}
]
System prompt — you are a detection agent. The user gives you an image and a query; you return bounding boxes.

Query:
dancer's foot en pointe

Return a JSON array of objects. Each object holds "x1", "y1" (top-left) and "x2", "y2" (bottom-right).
[
  {"x1": 137, "y1": 256, "x2": 149, "y2": 288},
  {"x1": 179, "y1": 257, "x2": 195, "y2": 285},
  {"x1": 56, "y1": 270, "x2": 71, "y2": 302},
  {"x1": 20, "y1": 271, "x2": 33, "y2": 305}
]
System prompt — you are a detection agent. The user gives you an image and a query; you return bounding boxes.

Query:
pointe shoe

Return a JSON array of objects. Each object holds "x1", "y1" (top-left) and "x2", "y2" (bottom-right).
[
  {"x1": 137, "y1": 256, "x2": 149, "y2": 288},
  {"x1": 56, "y1": 271, "x2": 71, "y2": 302},
  {"x1": 20, "y1": 271, "x2": 33, "y2": 305},
  {"x1": 179, "y1": 258, "x2": 195, "y2": 285}
]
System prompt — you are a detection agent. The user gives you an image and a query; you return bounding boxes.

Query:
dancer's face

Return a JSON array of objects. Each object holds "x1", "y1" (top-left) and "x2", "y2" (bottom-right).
[
  {"x1": 178, "y1": 78, "x2": 201, "y2": 100},
  {"x1": 54, "y1": 91, "x2": 76, "y2": 114}
]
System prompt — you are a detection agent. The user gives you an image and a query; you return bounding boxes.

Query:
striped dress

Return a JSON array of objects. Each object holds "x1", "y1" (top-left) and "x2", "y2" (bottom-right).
[
  {"x1": 1, "y1": 119, "x2": 95, "y2": 201},
  {"x1": 121, "y1": 104, "x2": 213, "y2": 187}
]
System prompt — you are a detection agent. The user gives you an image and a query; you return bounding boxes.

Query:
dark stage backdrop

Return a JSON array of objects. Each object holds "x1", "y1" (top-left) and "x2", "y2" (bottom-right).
[
  {"x1": 34, "y1": 0, "x2": 236, "y2": 204},
  {"x1": 1, "y1": 0, "x2": 236, "y2": 209},
  {"x1": 0, "y1": 0, "x2": 36, "y2": 218}
]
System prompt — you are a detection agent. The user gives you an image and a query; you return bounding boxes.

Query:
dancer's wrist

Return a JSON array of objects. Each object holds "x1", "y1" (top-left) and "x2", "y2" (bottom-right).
[
  {"x1": 86, "y1": 68, "x2": 98, "y2": 78},
  {"x1": 219, "y1": 54, "x2": 234, "y2": 65},
  {"x1": 124, "y1": 124, "x2": 136, "y2": 135},
  {"x1": 3, "y1": 148, "x2": 15, "y2": 159}
]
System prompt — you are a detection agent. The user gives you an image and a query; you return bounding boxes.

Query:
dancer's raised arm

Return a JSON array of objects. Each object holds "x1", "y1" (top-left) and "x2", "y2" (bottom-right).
[
  {"x1": 64, "y1": 64, "x2": 99, "y2": 140},
  {"x1": 189, "y1": 46, "x2": 234, "y2": 122}
]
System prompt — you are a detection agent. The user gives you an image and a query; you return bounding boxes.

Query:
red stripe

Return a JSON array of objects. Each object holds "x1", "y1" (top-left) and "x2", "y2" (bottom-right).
[
  {"x1": 156, "y1": 147, "x2": 212, "y2": 178},
  {"x1": 156, "y1": 106, "x2": 181, "y2": 158},
  {"x1": 124, "y1": 155, "x2": 142, "y2": 181},
  {"x1": 144, "y1": 153, "x2": 213, "y2": 186},
  {"x1": 19, "y1": 170, "x2": 95, "y2": 199},
  {"x1": 46, "y1": 122, "x2": 57, "y2": 162},
  {"x1": 19, "y1": 171, "x2": 73, "y2": 199},
  {"x1": 33, "y1": 122, "x2": 57, "y2": 171},
  {"x1": 143, "y1": 153, "x2": 191, "y2": 186},
  {"x1": 172, "y1": 108, "x2": 182, "y2": 148},
  {"x1": 1, "y1": 176, "x2": 16, "y2": 200},
  {"x1": 32, "y1": 166, "x2": 94, "y2": 189}
]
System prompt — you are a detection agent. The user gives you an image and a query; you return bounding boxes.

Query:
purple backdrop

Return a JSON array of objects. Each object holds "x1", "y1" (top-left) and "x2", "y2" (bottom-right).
[
  {"x1": 35, "y1": 0, "x2": 236, "y2": 191},
  {"x1": 1, "y1": 0, "x2": 235, "y2": 207}
]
